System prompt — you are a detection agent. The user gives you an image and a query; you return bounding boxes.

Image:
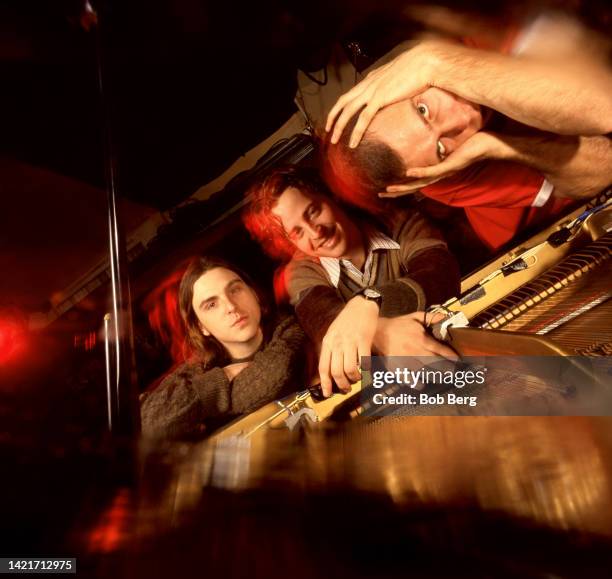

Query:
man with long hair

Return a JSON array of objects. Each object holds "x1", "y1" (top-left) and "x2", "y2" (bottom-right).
[{"x1": 140, "y1": 257, "x2": 307, "y2": 440}]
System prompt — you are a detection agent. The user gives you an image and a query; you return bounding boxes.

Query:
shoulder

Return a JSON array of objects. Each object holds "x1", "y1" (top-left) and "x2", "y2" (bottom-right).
[
  {"x1": 281, "y1": 255, "x2": 332, "y2": 304},
  {"x1": 271, "y1": 312, "x2": 305, "y2": 334},
  {"x1": 284, "y1": 253, "x2": 326, "y2": 276},
  {"x1": 264, "y1": 313, "x2": 306, "y2": 346},
  {"x1": 389, "y1": 208, "x2": 444, "y2": 243}
]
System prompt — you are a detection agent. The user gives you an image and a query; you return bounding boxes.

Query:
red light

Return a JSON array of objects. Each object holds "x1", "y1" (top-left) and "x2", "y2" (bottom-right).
[
  {"x1": 73, "y1": 331, "x2": 97, "y2": 352},
  {"x1": 0, "y1": 317, "x2": 26, "y2": 365},
  {"x1": 144, "y1": 267, "x2": 189, "y2": 364},
  {"x1": 86, "y1": 488, "x2": 132, "y2": 554}
]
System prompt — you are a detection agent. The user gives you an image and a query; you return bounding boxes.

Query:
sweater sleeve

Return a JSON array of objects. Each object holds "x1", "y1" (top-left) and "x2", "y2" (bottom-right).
[
  {"x1": 295, "y1": 286, "x2": 346, "y2": 347},
  {"x1": 140, "y1": 316, "x2": 307, "y2": 440},
  {"x1": 377, "y1": 211, "x2": 461, "y2": 316},
  {"x1": 140, "y1": 364, "x2": 230, "y2": 440},
  {"x1": 284, "y1": 258, "x2": 346, "y2": 347}
]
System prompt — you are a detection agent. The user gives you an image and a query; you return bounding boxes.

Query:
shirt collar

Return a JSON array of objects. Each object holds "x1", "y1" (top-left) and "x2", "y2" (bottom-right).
[{"x1": 319, "y1": 230, "x2": 399, "y2": 287}]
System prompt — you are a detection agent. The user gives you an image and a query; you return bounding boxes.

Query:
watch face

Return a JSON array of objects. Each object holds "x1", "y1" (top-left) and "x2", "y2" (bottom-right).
[{"x1": 363, "y1": 288, "x2": 382, "y2": 300}]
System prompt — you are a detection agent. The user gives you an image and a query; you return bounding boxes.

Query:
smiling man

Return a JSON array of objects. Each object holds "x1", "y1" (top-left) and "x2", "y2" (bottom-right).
[{"x1": 244, "y1": 166, "x2": 459, "y2": 395}]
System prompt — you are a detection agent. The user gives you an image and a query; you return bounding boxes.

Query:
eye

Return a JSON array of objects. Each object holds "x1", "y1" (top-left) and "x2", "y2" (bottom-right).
[
  {"x1": 437, "y1": 140, "x2": 447, "y2": 160},
  {"x1": 307, "y1": 205, "x2": 321, "y2": 220},
  {"x1": 204, "y1": 300, "x2": 217, "y2": 311},
  {"x1": 289, "y1": 228, "x2": 303, "y2": 242},
  {"x1": 416, "y1": 103, "x2": 430, "y2": 118},
  {"x1": 230, "y1": 284, "x2": 244, "y2": 295}
]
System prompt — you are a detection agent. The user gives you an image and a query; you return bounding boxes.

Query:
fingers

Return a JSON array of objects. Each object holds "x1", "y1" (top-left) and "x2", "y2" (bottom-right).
[
  {"x1": 383, "y1": 312, "x2": 459, "y2": 361},
  {"x1": 422, "y1": 334, "x2": 460, "y2": 361},
  {"x1": 424, "y1": 311, "x2": 447, "y2": 325},
  {"x1": 379, "y1": 184, "x2": 424, "y2": 198},
  {"x1": 325, "y1": 80, "x2": 371, "y2": 132},
  {"x1": 325, "y1": 64, "x2": 388, "y2": 135},
  {"x1": 326, "y1": 83, "x2": 372, "y2": 141},
  {"x1": 404, "y1": 165, "x2": 447, "y2": 180},
  {"x1": 348, "y1": 102, "x2": 380, "y2": 148},
  {"x1": 318, "y1": 342, "x2": 360, "y2": 397},
  {"x1": 357, "y1": 339, "x2": 372, "y2": 377},
  {"x1": 345, "y1": 349, "x2": 362, "y2": 385},
  {"x1": 378, "y1": 170, "x2": 447, "y2": 198},
  {"x1": 330, "y1": 90, "x2": 373, "y2": 145},
  {"x1": 330, "y1": 348, "x2": 352, "y2": 393},
  {"x1": 329, "y1": 69, "x2": 390, "y2": 144},
  {"x1": 326, "y1": 94, "x2": 349, "y2": 134}
]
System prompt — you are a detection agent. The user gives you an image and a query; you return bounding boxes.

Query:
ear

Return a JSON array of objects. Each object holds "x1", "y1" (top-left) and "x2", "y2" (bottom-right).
[{"x1": 199, "y1": 322, "x2": 211, "y2": 337}]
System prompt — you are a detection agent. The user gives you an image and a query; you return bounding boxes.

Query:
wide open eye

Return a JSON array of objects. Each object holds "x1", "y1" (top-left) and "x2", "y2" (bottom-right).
[
  {"x1": 437, "y1": 140, "x2": 447, "y2": 160},
  {"x1": 416, "y1": 103, "x2": 430, "y2": 118}
]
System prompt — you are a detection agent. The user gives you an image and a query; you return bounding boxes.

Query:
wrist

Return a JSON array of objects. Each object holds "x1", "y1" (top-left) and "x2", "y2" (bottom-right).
[
  {"x1": 349, "y1": 294, "x2": 380, "y2": 311},
  {"x1": 359, "y1": 287, "x2": 383, "y2": 307},
  {"x1": 479, "y1": 132, "x2": 516, "y2": 162},
  {"x1": 427, "y1": 42, "x2": 449, "y2": 90},
  {"x1": 427, "y1": 40, "x2": 471, "y2": 94},
  {"x1": 348, "y1": 295, "x2": 380, "y2": 323}
]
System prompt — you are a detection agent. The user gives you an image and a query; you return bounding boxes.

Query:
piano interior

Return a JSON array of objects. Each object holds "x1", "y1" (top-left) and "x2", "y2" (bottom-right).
[{"x1": 445, "y1": 193, "x2": 612, "y2": 357}]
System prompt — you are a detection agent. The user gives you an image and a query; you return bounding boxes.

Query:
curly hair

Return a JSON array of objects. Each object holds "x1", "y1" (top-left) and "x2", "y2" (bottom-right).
[{"x1": 243, "y1": 165, "x2": 333, "y2": 261}]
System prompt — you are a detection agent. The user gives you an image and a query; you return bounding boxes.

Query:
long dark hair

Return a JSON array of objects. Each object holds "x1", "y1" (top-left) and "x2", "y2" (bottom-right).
[{"x1": 178, "y1": 256, "x2": 270, "y2": 367}]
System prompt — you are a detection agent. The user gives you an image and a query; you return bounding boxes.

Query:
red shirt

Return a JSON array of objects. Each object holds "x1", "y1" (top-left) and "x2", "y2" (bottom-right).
[
  {"x1": 417, "y1": 27, "x2": 573, "y2": 250},
  {"x1": 422, "y1": 161, "x2": 572, "y2": 250}
]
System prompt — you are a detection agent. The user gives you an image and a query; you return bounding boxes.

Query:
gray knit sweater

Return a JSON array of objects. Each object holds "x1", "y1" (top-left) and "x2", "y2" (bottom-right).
[{"x1": 140, "y1": 315, "x2": 307, "y2": 440}]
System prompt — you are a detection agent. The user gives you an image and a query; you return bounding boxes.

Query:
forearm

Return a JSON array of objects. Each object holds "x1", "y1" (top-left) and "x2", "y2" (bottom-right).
[
  {"x1": 396, "y1": 247, "x2": 460, "y2": 308},
  {"x1": 431, "y1": 44, "x2": 612, "y2": 135},
  {"x1": 295, "y1": 286, "x2": 346, "y2": 346},
  {"x1": 491, "y1": 132, "x2": 612, "y2": 198}
]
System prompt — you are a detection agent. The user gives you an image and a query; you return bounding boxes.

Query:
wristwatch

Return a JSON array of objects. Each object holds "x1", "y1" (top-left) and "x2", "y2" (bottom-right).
[{"x1": 359, "y1": 287, "x2": 382, "y2": 307}]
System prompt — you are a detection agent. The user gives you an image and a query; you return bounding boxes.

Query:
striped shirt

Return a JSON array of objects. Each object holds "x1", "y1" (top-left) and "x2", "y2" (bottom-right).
[{"x1": 319, "y1": 230, "x2": 400, "y2": 289}]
